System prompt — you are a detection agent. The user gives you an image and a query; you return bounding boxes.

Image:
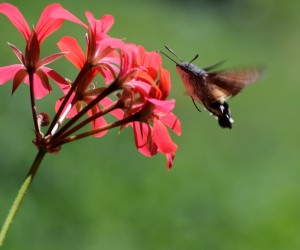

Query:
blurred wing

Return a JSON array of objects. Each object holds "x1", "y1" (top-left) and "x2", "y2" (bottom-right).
[{"x1": 207, "y1": 68, "x2": 263, "y2": 99}]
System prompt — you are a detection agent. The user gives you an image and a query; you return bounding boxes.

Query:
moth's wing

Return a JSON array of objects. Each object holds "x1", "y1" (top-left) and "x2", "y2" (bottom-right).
[
  {"x1": 207, "y1": 68, "x2": 263, "y2": 99},
  {"x1": 204, "y1": 83, "x2": 232, "y2": 103}
]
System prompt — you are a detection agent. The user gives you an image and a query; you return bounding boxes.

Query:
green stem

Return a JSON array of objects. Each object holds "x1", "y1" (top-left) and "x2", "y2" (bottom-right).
[{"x1": 0, "y1": 149, "x2": 46, "y2": 248}]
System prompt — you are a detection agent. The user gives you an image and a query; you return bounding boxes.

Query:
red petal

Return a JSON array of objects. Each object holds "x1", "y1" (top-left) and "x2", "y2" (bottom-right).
[
  {"x1": 88, "y1": 108, "x2": 108, "y2": 138},
  {"x1": 85, "y1": 11, "x2": 114, "y2": 34},
  {"x1": 153, "y1": 119, "x2": 177, "y2": 154},
  {"x1": 158, "y1": 68, "x2": 171, "y2": 100},
  {"x1": 55, "y1": 94, "x2": 78, "y2": 118},
  {"x1": 36, "y1": 70, "x2": 52, "y2": 91},
  {"x1": 38, "y1": 52, "x2": 67, "y2": 67},
  {"x1": 135, "y1": 70, "x2": 157, "y2": 86},
  {"x1": 166, "y1": 153, "x2": 175, "y2": 170},
  {"x1": 133, "y1": 122, "x2": 157, "y2": 157},
  {"x1": 136, "y1": 46, "x2": 161, "y2": 69},
  {"x1": 43, "y1": 67, "x2": 70, "y2": 94},
  {"x1": 49, "y1": 4, "x2": 86, "y2": 28},
  {"x1": 148, "y1": 98, "x2": 175, "y2": 114},
  {"x1": 100, "y1": 97, "x2": 124, "y2": 120},
  {"x1": 159, "y1": 113, "x2": 182, "y2": 136},
  {"x1": 23, "y1": 74, "x2": 51, "y2": 99},
  {"x1": 8, "y1": 43, "x2": 24, "y2": 64},
  {"x1": 0, "y1": 64, "x2": 24, "y2": 85},
  {"x1": 126, "y1": 80, "x2": 152, "y2": 96},
  {"x1": 36, "y1": 4, "x2": 84, "y2": 43},
  {"x1": 94, "y1": 63, "x2": 117, "y2": 84},
  {"x1": 0, "y1": 3, "x2": 30, "y2": 41},
  {"x1": 57, "y1": 36, "x2": 86, "y2": 69}
]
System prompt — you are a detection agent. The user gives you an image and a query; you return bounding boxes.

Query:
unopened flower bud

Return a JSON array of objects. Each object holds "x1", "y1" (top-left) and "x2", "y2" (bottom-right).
[{"x1": 37, "y1": 112, "x2": 50, "y2": 127}]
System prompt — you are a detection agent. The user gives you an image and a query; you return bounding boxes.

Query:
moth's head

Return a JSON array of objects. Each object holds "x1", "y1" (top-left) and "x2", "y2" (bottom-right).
[
  {"x1": 175, "y1": 62, "x2": 193, "y2": 78},
  {"x1": 176, "y1": 61, "x2": 200, "y2": 72},
  {"x1": 159, "y1": 45, "x2": 200, "y2": 74}
]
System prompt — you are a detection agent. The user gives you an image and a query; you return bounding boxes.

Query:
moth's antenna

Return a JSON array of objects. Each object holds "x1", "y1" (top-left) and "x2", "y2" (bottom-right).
[
  {"x1": 203, "y1": 60, "x2": 226, "y2": 71},
  {"x1": 188, "y1": 54, "x2": 198, "y2": 66},
  {"x1": 165, "y1": 45, "x2": 183, "y2": 62},
  {"x1": 159, "y1": 50, "x2": 178, "y2": 64}
]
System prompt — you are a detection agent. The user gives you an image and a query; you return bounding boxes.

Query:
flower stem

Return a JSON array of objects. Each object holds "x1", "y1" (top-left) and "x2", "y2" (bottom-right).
[
  {"x1": 60, "y1": 113, "x2": 139, "y2": 145},
  {"x1": 0, "y1": 149, "x2": 46, "y2": 248},
  {"x1": 52, "y1": 100, "x2": 121, "y2": 144},
  {"x1": 28, "y1": 70, "x2": 39, "y2": 134},
  {"x1": 46, "y1": 63, "x2": 92, "y2": 135},
  {"x1": 51, "y1": 81, "x2": 118, "y2": 142}
]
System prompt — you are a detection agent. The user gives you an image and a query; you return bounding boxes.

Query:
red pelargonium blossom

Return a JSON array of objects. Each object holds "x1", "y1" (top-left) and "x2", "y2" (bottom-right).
[
  {"x1": 0, "y1": 3, "x2": 84, "y2": 98},
  {"x1": 0, "y1": 3, "x2": 182, "y2": 168},
  {"x1": 53, "y1": 18, "x2": 125, "y2": 135},
  {"x1": 133, "y1": 99, "x2": 181, "y2": 169},
  {"x1": 115, "y1": 44, "x2": 181, "y2": 169}
]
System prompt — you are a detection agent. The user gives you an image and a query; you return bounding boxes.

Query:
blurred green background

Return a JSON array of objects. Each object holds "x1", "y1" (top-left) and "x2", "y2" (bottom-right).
[{"x1": 0, "y1": 0, "x2": 299, "y2": 249}]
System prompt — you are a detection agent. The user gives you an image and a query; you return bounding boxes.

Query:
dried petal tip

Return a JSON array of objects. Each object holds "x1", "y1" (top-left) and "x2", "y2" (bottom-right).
[{"x1": 37, "y1": 112, "x2": 50, "y2": 127}]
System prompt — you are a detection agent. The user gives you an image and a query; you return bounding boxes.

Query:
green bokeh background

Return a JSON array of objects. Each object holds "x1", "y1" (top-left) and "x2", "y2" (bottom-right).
[{"x1": 0, "y1": 0, "x2": 299, "y2": 249}]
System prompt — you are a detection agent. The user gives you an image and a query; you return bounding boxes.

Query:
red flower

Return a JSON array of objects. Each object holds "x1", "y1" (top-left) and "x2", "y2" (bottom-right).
[
  {"x1": 132, "y1": 98, "x2": 181, "y2": 170},
  {"x1": 0, "y1": 4, "x2": 182, "y2": 168},
  {"x1": 116, "y1": 45, "x2": 181, "y2": 169},
  {"x1": 0, "y1": 3, "x2": 83, "y2": 98},
  {"x1": 53, "y1": 12, "x2": 125, "y2": 136}
]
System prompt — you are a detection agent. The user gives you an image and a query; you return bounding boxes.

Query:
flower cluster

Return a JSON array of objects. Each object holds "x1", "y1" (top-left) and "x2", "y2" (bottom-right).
[{"x1": 0, "y1": 3, "x2": 181, "y2": 169}]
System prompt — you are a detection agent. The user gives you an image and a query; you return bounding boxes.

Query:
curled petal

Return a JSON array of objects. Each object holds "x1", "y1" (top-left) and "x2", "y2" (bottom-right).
[{"x1": 0, "y1": 3, "x2": 30, "y2": 40}]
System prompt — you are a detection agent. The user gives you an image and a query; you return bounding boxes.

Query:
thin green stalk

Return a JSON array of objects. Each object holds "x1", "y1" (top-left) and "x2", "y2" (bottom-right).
[{"x1": 0, "y1": 149, "x2": 46, "y2": 248}]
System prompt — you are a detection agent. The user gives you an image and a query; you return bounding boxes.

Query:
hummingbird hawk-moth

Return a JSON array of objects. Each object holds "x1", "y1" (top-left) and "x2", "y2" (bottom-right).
[{"x1": 160, "y1": 45, "x2": 262, "y2": 129}]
